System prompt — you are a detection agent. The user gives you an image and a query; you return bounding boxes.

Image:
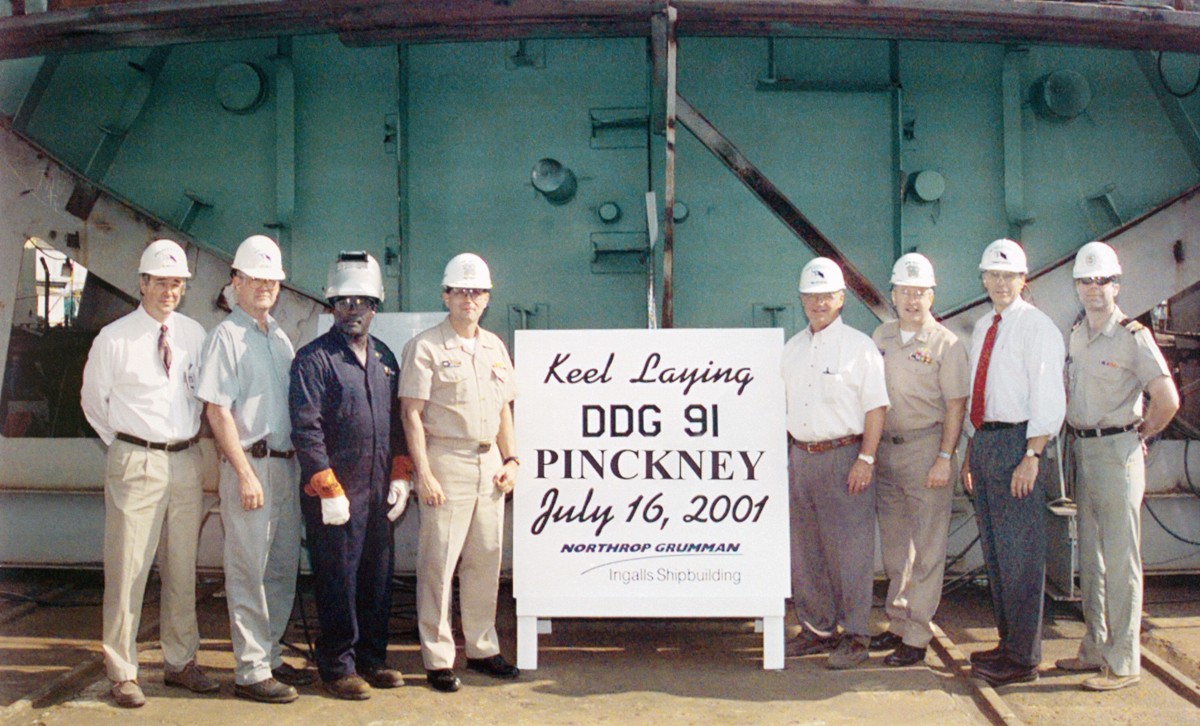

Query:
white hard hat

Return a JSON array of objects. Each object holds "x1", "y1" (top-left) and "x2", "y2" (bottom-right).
[
  {"x1": 232, "y1": 235, "x2": 286, "y2": 281},
  {"x1": 890, "y1": 252, "x2": 937, "y2": 287},
  {"x1": 325, "y1": 251, "x2": 384, "y2": 302},
  {"x1": 138, "y1": 239, "x2": 192, "y2": 278},
  {"x1": 798, "y1": 257, "x2": 846, "y2": 294},
  {"x1": 978, "y1": 238, "x2": 1028, "y2": 273},
  {"x1": 442, "y1": 252, "x2": 493, "y2": 289},
  {"x1": 1072, "y1": 241, "x2": 1122, "y2": 278}
]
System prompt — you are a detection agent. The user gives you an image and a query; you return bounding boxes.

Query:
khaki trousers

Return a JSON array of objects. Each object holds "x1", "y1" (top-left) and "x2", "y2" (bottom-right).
[
  {"x1": 417, "y1": 441, "x2": 504, "y2": 670},
  {"x1": 875, "y1": 427, "x2": 954, "y2": 648},
  {"x1": 102, "y1": 439, "x2": 203, "y2": 682},
  {"x1": 1075, "y1": 431, "x2": 1144, "y2": 677}
]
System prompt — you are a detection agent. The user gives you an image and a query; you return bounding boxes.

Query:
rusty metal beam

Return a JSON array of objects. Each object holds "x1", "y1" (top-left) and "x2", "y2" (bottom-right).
[
  {"x1": 674, "y1": 93, "x2": 891, "y2": 320},
  {"x1": 4, "y1": 1, "x2": 1200, "y2": 60},
  {"x1": 654, "y1": 6, "x2": 677, "y2": 328}
]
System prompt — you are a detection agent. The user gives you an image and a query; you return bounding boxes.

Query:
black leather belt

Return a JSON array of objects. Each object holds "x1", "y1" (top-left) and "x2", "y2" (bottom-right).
[
  {"x1": 116, "y1": 432, "x2": 198, "y2": 452},
  {"x1": 247, "y1": 439, "x2": 296, "y2": 459},
  {"x1": 1068, "y1": 423, "x2": 1139, "y2": 439},
  {"x1": 978, "y1": 421, "x2": 1024, "y2": 431},
  {"x1": 884, "y1": 425, "x2": 942, "y2": 445}
]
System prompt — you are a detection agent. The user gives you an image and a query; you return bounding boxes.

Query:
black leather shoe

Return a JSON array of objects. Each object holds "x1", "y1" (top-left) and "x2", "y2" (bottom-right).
[
  {"x1": 971, "y1": 657, "x2": 1039, "y2": 687},
  {"x1": 969, "y1": 646, "x2": 1006, "y2": 665},
  {"x1": 869, "y1": 631, "x2": 904, "y2": 652},
  {"x1": 884, "y1": 643, "x2": 927, "y2": 667},
  {"x1": 466, "y1": 654, "x2": 520, "y2": 679},
  {"x1": 427, "y1": 669, "x2": 461, "y2": 693}
]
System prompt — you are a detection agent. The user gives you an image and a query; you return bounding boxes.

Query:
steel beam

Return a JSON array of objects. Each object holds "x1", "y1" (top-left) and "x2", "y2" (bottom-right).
[
  {"x1": 4, "y1": 1, "x2": 1200, "y2": 60},
  {"x1": 675, "y1": 93, "x2": 891, "y2": 321}
]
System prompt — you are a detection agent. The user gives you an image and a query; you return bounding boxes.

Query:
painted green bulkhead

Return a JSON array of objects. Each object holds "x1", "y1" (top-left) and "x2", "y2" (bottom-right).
[{"x1": 3, "y1": 33, "x2": 1199, "y2": 339}]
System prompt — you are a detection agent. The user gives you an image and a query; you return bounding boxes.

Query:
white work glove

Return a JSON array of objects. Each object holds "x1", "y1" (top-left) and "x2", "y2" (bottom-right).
[
  {"x1": 387, "y1": 479, "x2": 411, "y2": 521},
  {"x1": 321, "y1": 495, "x2": 351, "y2": 526}
]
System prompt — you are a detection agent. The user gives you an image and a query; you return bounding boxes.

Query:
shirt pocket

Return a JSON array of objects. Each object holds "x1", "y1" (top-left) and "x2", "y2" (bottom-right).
[{"x1": 434, "y1": 364, "x2": 469, "y2": 405}]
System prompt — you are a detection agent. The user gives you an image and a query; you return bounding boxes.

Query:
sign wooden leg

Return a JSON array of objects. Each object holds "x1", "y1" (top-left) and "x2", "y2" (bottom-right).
[
  {"x1": 517, "y1": 615, "x2": 539, "y2": 670},
  {"x1": 762, "y1": 615, "x2": 784, "y2": 670}
]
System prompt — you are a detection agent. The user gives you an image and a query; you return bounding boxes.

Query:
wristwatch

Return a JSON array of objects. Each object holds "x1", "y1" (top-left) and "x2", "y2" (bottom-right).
[
  {"x1": 1024, "y1": 448, "x2": 1042, "y2": 459},
  {"x1": 857, "y1": 453, "x2": 875, "y2": 465},
  {"x1": 937, "y1": 451, "x2": 953, "y2": 460}
]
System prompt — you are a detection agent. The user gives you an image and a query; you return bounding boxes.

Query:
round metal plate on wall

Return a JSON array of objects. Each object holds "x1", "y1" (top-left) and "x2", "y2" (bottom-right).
[{"x1": 215, "y1": 62, "x2": 268, "y2": 114}]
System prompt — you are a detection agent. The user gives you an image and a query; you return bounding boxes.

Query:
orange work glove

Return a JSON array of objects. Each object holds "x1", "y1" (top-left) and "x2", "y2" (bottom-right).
[
  {"x1": 390, "y1": 455, "x2": 414, "y2": 481},
  {"x1": 304, "y1": 468, "x2": 346, "y2": 498}
]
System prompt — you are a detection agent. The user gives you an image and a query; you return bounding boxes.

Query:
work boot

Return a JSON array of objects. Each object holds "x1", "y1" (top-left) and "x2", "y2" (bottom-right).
[
  {"x1": 111, "y1": 680, "x2": 146, "y2": 708},
  {"x1": 361, "y1": 663, "x2": 405, "y2": 688},
  {"x1": 1082, "y1": 666, "x2": 1140, "y2": 691},
  {"x1": 323, "y1": 673, "x2": 372, "y2": 700},
  {"x1": 785, "y1": 630, "x2": 839, "y2": 657},
  {"x1": 164, "y1": 660, "x2": 219, "y2": 693}
]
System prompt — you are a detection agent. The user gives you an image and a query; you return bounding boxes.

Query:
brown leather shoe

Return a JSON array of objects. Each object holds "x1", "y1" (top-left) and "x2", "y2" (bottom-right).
[
  {"x1": 272, "y1": 662, "x2": 316, "y2": 687},
  {"x1": 827, "y1": 637, "x2": 869, "y2": 669},
  {"x1": 323, "y1": 673, "x2": 372, "y2": 700},
  {"x1": 361, "y1": 664, "x2": 405, "y2": 688},
  {"x1": 111, "y1": 680, "x2": 146, "y2": 708},
  {"x1": 234, "y1": 677, "x2": 298, "y2": 704},
  {"x1": 785, "y1": 630, "x2": 840, "y2": 657},
  {"x1": 163, "y1": 660, "x2": 220, "y2": 694}
]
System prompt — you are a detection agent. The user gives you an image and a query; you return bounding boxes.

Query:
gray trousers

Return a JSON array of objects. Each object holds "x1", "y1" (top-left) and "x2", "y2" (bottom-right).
[
  {"x1": 219, "y1": 455, "x2": 302, "y2": 685},
  {"x1": 1075, "y1": 431, "x2": 1144, "y2": 677},
  {"x1": 789, "y1": 443, "x2": 875, "y2": 639},
  {"x1": 876, "y1": 427, "x2": 954, "y2": 649},
  {"x1": 969, "y1": 425, "x2": 1046, "y2": 667}
]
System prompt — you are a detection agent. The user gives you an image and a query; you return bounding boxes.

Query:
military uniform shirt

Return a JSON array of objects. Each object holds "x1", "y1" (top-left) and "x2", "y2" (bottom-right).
[
  {"x1": 873, "y1": 317, "x2": 970, "y2": 434},
  {"x1": 399, "y1": 317, "x2": 517, "y2": 445},
  {"x1": 1067, "y1": 306, "x2": 1171, "y2": 429}
]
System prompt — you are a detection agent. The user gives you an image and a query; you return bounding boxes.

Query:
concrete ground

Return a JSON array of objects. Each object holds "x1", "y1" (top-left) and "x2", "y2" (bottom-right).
[{"x1": 1, "y1": 570, "x2": 1198, "y2": 725}]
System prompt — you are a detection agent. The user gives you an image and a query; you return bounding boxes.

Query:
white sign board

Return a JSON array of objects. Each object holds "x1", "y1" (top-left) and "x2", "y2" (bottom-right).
[{"x1": 513, "y1": 328, "x2": 789, "y2": 669}]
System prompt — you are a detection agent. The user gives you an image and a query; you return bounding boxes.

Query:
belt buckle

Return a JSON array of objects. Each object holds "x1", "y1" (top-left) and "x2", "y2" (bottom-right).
[
  {"x1": 478, "y1": 442, "x2": 492, "y2": 453},
  {"x1": 248, "y1": 440, "x2": 268, "y2": 458}
]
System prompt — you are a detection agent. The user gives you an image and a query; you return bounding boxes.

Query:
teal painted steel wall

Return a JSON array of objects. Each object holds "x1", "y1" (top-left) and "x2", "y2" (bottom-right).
[{"x1": 2, "y1": 34, "x2": 1198, "y2": 343}]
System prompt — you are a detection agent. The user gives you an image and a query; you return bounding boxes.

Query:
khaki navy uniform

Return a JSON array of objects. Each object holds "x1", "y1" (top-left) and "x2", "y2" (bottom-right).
[
  {"x1": 1067, "y1": 307, "x2": 1170, "y2": 677},
  {"x1": 400, "y1": 318, "x2": 517, "y2": 670},
  {"x1": 872, "y1": 318, "x2": 969, "y2": 649}
]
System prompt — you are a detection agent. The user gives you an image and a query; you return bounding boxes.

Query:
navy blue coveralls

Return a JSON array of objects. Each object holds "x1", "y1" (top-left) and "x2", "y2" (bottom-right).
[{"x1": 289, "y1": 329, "x2": 406, "y2": 681}]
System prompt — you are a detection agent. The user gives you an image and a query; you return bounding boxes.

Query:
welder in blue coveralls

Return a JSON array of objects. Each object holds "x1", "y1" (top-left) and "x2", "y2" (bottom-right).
[{"x1": 289, "y1": 251, "x2": 412, "y2": 701}]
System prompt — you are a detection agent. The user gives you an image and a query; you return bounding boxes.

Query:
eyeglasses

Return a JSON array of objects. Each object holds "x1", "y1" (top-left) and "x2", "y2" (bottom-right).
[
  {"x1": 332, "y1": 296, "x2": 378, "y2": 311},
  {"x1": 1077, "y1": 276, "x2": 1116, "y2": 287},
  {"x1": 894, "y1": 287, "x2": 931, "y2": 299},
  {"x1": 800, "y1": 292, "x2": 841, "y2": 304},
  {"x1": 446, "y1": 287, "x2": 490, "y2": 299},
  {"x1": 983, "y1": 270, "x2": 1023, "y2": 282}
]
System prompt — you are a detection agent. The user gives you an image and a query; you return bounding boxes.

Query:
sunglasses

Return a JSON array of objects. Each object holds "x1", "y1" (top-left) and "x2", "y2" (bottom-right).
[{"x1": 1076, "y1": 276, "x2": 1116, "y2": 287}]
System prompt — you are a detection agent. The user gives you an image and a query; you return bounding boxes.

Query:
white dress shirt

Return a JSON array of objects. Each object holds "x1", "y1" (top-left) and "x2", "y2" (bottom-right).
[
  {"x1": 781, "y1": 315, "x2": 889, "y2": 442},
  {"x1": 966, "y1": 296, "x2": 1066, "y2": 440},
  {"x1": 80, "y1": 304, "x2": 206, "y2": 445}
]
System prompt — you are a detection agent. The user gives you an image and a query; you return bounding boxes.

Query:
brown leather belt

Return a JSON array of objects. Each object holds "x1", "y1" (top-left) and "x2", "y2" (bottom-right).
[
  {"x1": 247, "y1": 439, "x2": 296, "y2": 459},
  {"x1": 116, "y1": 432, "x2": 199, "y2": 452},
  {"x1": 1068, "y1": 423, "x2": 1139, "y2": 439},
  {"x1": 788, "y1": 433, "x2": 862, "y2": 453}
]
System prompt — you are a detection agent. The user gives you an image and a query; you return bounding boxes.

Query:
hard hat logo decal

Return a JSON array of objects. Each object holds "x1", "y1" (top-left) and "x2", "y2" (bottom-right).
[
  {"x1": 905, "y1": 262, "x2": 919, "y2": 278},
  {"x1": 813, "y1": 270, "x2": 825, "y2": 279},
  {"x1": 1085, "y1": 254, "x2": 1095, "y2": 265},
  {"x1": 997, "y1": 251, "x2": 1008, "y2": 260}
]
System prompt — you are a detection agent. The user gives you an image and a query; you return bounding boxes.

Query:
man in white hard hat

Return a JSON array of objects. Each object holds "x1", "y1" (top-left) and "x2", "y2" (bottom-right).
[
  {"x1": 781, "y1": 256, "x2": 888, "y2": 670},
  {"x1": 289, "y1": 251, "x2": 410, "y2": 700},
  {"x1": 195, "y1": 235, "x2": 310, "y2": 703},
  {"x1": 401, "y1": 252, "x2": 520, "y2": 692},
  {"x1": 80, "y1": 239, "x2": 217, "y2": 708},
  {"x1": 962, "y1": 238, "x2": 1065, "y2": 687},
  {"x1": 1055, "y1": 241, "x2": 1178, "y2": 691},
  {"x1": 868, "y1": 253, "x2": 969, "y2": 668}
]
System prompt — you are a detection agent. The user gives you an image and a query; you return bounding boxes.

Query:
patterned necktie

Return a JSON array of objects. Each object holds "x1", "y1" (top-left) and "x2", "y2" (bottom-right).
[
  {"x1": 969, "y1": 313, "x2": 1001, "y2": 429},
  {"x1": 158, "y1": 324, "x2": 172, "y2": 376}
]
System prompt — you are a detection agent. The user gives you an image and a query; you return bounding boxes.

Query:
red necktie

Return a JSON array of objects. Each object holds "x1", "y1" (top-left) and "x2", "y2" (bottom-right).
[
  {"x1": 969, "y1": 313, "x2": 1001, "y2": 429},
  {"x1": 158, "y1": 324, "x2": 172, "y2": 376}
]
